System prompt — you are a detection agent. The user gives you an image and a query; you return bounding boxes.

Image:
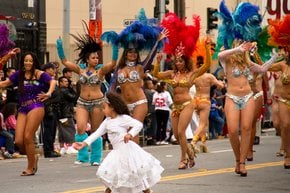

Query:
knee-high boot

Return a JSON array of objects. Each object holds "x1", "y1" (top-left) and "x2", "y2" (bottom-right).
[
  {"x1": 200, "y1": 135, "x2": 208, "y2": 153},
  {"x1": 75, "y1": 133, "x2": 89, "y2": 163},
  {"x1": 90, "y1": 137, "x2": 103, "y2": 165}
]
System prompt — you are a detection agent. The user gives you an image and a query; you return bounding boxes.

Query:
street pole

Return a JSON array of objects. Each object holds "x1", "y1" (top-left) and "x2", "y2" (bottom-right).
[
  {"x1": 89, "y1": 0, "x2": 103, "y2": 64},
  {"x1": 159, "y1": 0, "x2": 165, "y2": 20},
  {"x1": 63, "y1": 0, "x2": 70, "y2": 61}
]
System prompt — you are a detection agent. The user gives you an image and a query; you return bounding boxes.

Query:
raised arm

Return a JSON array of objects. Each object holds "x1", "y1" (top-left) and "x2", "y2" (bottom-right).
[
  {"x1": 246, "y1": 48, "x2": 278, "y2": 73},
  {"x1": 56, "y1": 38, "x2": 81, "y2": 74},
  {"x1": 0, "y1": 48, "x2": 20, "y2": 70},
  {"x1": 143, "y1": 29, "x2": 169, "y2": 72},
  {"x1": 152, "y1": 53, "x2": 173, "y2": 80},
  {"x1": 218, "y1": 42, "x2": 253, "y2": 62}
]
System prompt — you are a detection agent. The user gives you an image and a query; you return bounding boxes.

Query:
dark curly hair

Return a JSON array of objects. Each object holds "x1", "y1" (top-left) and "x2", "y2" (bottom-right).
[{"x1": 106, "y1": 92, "x2": 130, "y2": 115}]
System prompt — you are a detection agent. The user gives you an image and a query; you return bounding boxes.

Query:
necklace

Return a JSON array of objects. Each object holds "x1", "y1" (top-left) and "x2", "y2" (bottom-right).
[{"x1": 126, "y1": 61, "x2": 136, "y2": 67}]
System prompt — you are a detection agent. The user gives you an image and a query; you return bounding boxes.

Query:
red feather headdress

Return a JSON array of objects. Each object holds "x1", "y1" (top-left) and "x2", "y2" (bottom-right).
[
  {"x1": 161, "y1": 13, "x2": 200, "y2": 58},
  {"x1": 268, "y1": 14, "x2": 290, "y2": 49}
]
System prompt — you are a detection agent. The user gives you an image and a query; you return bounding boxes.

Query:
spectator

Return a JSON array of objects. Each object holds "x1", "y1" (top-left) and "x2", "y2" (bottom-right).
[
  {"x1": 58, "y1": 76, "x2": 78, "y2": 155},
  {"x1": 143, "y1": 77, "x2": 157, "y2": 145},
  {"x1": 209, "y1": 86, "x2": 225, "y2": 139},
  {"x1": 41, "y1": 62, "x2": 61, "y2": 158},
  {"x1": 152, "y1": 81, "x2": 173, "y2": 145}
]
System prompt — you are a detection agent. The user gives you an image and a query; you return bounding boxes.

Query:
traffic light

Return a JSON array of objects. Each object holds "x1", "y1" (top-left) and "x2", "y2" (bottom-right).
[
  {"x1": 207, "y1": 7, "x2": 218, "y2": 32},
  {"x1": 154, "y1": 0, "x2": 160, "y2": 18}
]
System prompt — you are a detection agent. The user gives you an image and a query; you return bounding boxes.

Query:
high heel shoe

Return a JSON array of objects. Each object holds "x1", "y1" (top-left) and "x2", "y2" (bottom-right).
[
  {"x1": 187, "y1": 143, "x2": 196, "y2": 168},
  {"x1": 284, "y1": 157, "x2": 290, "y2": 169},
  {"x1": 178, "y1": 159, "x2": 188, "y2": 170},
  {"x1": 246, "y1": 150, "x2": 254, "y2": 161},
  {"x1": 239, "y1": 162, "x2": 247, "y2": 177},
  {"x1": 235, "y1": 160, "x2": 240, "y2": 174},
  {"x1": 276, "y1": 149, "x2": 284, "y2": 157}
]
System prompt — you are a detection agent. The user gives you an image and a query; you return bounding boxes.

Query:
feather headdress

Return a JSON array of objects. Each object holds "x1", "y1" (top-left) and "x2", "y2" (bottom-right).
[
  {"x1": 257, "y1": 27, "x2": 276, "y2": 62},
  {"x1": 71, "y1": 20, "x2": 101, "y2": 64},
  {"x1": 0, "y1": 24, "x2": 15, "y2": 57},
  {"x1": 268, "y1": 14, "x2": 290, "y2": 48},
  {"x1": 161, "y1": 12, "x2": 200, "y2": 58},
  {"x1": 215, "y1": 0, "x2": 262, "y2": 57},
  {"x1": 101, "y1": 8, "x2": 163, "y2": 51},
  {"x1": 233, "y1": 2, "x2": 262, "y2": 41}
]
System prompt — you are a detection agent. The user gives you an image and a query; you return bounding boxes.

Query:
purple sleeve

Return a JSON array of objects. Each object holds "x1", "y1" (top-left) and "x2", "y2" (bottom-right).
[
  {"x1": 39, "y1": 72, "x2": 52, "y2": 83},
  {"x1": 8, "y1": 71, "x2": 20, "y2": 85}
]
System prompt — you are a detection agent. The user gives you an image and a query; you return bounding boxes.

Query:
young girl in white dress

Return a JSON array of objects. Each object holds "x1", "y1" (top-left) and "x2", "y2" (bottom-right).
[{"x1": 73, "y1": 92, "x2": 164, "y2": 193}]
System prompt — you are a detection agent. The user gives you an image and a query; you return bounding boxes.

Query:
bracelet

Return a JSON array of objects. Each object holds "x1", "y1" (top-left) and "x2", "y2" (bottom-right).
[{"x1": 46, "y1": 93, "x2": 51, "y2": 97}]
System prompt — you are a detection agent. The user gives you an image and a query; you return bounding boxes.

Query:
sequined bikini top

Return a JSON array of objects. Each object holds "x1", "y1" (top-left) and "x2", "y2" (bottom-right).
[
  {"x1": 232, "y1": 66, "x2": 253, "y2": 82},
  {"x1": 281, "y1": 66, "x2": 289, "y2": 85},
  {"x1": 117, "y1": 71, "x2": 140, "y2": 84},
  {"x1": 168, "y1": 73, "x2": 190, "y2": 88},
  {"x1": 117, "y1": 62, "x2": 140, "y2": 84},
  {"x1": 79, "y1": 71, "x2": 102, "y2": 85}
]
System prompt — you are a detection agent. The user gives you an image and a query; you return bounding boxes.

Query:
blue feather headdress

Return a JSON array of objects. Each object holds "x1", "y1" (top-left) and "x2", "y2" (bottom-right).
[
  {"x1": 101, "y1": 8, "x2": 164, "y2": 51},
  {"x1": 214, "y1": 0, "x2": 262, "y2": 57},
  {"x1": 233, "y1": 2, "x2": 262, "y2": 41},
  {"x1": 214, "y1": 0, "x2": 235, "y2": 58}
]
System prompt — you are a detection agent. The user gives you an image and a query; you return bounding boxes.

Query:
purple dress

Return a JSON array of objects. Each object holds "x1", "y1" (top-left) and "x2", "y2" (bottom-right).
[{"x1": 9, "y1": 71, "x2": 52, "y2": 114}]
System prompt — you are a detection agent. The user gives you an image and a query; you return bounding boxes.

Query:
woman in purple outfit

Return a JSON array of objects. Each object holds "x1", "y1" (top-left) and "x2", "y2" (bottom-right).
[{"x1": 0, "y1": 52, "x2": 56, "y2": 176}]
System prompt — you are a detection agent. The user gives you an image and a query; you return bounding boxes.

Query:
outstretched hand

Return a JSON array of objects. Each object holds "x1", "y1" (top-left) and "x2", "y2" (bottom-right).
[
  {"x1": 271, "y1": 48, "x2": 278, "y2": 57},
  {"x1": 158, "y1": 28, "x2": 169, "y2": 41},
  {"x1": 9, "y1": 48, "x2": 21, "y2": 55},
  {"x1": 72, "y1": 142, "x2": 86, "y2": 150},
  {"x1": 239, "y1": 42, "x2": 255, "y2": 52}
]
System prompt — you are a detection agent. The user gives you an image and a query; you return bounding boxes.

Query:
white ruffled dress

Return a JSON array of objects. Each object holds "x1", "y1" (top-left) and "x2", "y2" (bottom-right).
[{"x1": 85, "y1": 115, "x2": 164, "y2": 193}]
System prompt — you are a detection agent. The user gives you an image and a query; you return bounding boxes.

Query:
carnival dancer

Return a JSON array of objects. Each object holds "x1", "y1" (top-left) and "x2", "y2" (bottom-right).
[
  {"x1": 262, "y1": 15, "x2": 290, "y2": 168},
  {"x1": 0, "y1": 52, "x2": 56, "y2": 176},
  {"x1": 101, "y1": 9, "x2": 167, "y2": 144},
  {"x1": 190, "y1": 38, "x2": 225, "y2": 153},
  {"x1": 217, "y1": 1, "x2": 278, "y2": 176},
  {"x1": 152, "y1": 12, "x2": 210, "y2": 169},
  {"x1": 271, "y1": 72, "x2": 285, "y2": 157},
  {"x1": 246, "y1": 28, "x2": 276, "y2": 161},
  {"x1": 56, "y1": 21, "x2": 117, "y2": 165},
  {"x1": 73, "y1": 92, "x2": 163, "y2": 193}
]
